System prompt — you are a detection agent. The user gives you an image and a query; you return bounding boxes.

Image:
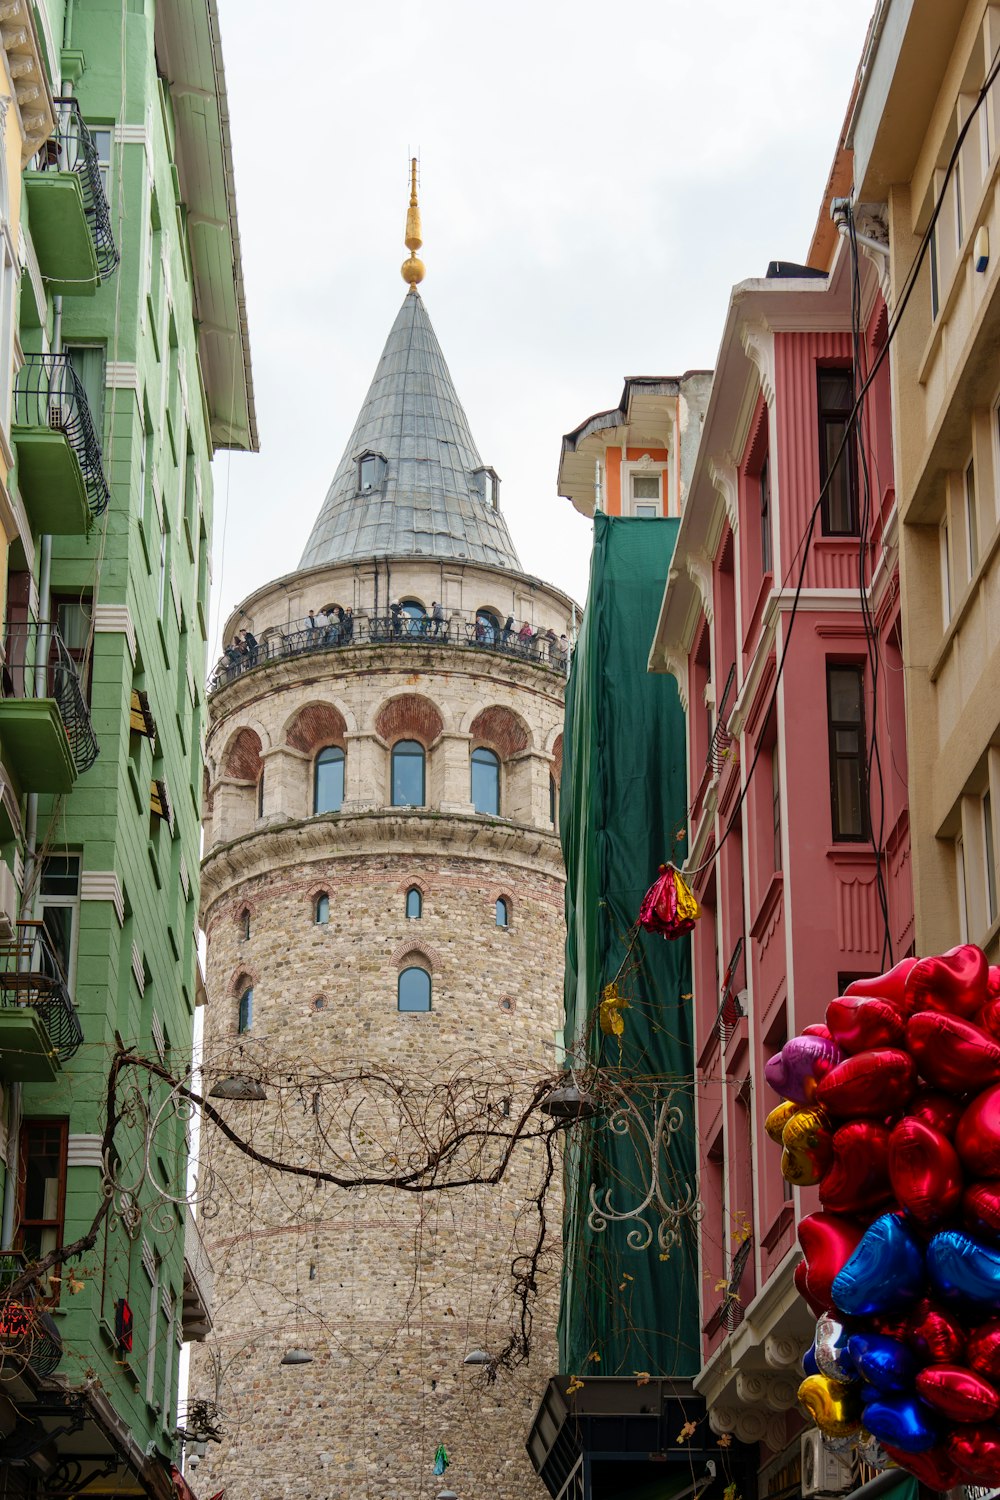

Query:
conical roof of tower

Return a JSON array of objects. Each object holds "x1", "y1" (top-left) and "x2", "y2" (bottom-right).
[{"x1": 298, "y1": 289, "x2": 522, "y2": 571}]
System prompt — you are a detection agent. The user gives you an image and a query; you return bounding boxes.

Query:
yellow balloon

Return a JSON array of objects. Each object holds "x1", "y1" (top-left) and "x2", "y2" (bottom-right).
[
  {"x1": 765, "y1": 1100, "x2": 800, "y2": 1144},
  {"x1": 780, "y1": 1106, "x2": 833, "y2": 1187},
  {"x1": 798, "y1": 1374, "x2": 862, "y2": 1438}
]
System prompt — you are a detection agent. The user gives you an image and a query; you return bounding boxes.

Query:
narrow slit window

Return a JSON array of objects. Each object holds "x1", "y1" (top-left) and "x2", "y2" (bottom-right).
[
  {"x1": 495, "y1": 898, "x2": 509, "y2": 929},
  {"x1": 315, "y1": 893, "x2": 330, "y2": 925},
  {"x1": 406, "y1": 887, "x2": 422, "y2": 920},
  {"x1": 237, "y1": 987, "x2": 253, "y2": 1034}
]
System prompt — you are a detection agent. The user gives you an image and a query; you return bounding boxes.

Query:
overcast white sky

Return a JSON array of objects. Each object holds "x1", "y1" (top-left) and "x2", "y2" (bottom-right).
[{"x1": 209, "y1": 0, "x2": 876, "y2": 653}]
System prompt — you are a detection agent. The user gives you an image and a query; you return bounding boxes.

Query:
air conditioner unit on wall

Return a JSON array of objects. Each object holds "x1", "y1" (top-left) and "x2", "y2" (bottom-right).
[{"x1": 801, "y1": 1429, "x2": 852, "y2": 1498}]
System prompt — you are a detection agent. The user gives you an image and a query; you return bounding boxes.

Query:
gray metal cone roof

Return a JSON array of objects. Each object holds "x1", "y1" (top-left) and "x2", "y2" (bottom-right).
[{"x1": 298, "y1": 289, "x2": 522, "y2": 571}]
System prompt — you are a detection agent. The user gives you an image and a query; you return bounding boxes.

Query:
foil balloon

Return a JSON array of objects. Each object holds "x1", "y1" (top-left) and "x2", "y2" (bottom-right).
[
  {"x1": 844, "y1": 958, "x2": 919, "y2": 1015},
  {"x1": 980, "y1": 998, "x2": 1000, "y2": 1041},
  {"x1": 948, "y1": 1426, "x2": 1000, "y2": 1482},
  {"x1": 799, "y1": 1213, "x2": 866, "y2": 1312},
  {"x1": 797, "y1": 1374, "x2": 862, "y2": 1438},
  {"x1": 826, "y1": 995, "x2": 905, "y2": 1054},
  {"x1": 861, "y1": 1396, "x2": 939, "y2": 1453},
  {"x1": 817, "y1": 1049, "x2": 915, "y2": 1119},
  {"x1": 990, "y1": 966, "x2": 1000, "y2": 1000},
  {"x1": 928, "y1": 1229, "x2": 1000, "y2": 1305},
  {"x1": 846, "y1": 1333, "x2": 916, "y2": 1393},
  {"x1": 908, "y1": 1089, "x2": 964, "y2": 1139},
  {"x1": 795, "y1": 1258, "x2": 830, "y2": 1319},
  {"x1": 965, "y1": 1183, "x2": 1000, "y2": 1243},
  {"x1": 802, "y1": 1342, "x2": 820, "y2": 1378},
  {"x1": 765, "y1": 1034, "x2": 841, "y2": 1105},
  {"x1": 968, "y1": 1318, "x2": 1000, "y2": 1382},
  {"x1": 888, "y1": 1116, "x2": 963, "y2": 1226},
  {"x1": 904, "y1": 943, "x2": 989, "y2": 1020},
  {"x1": 803, "y1": 1023, "x2": 833, "y2": 1040},
  {"x1": 781, "y1": 1106, "x2": 834, "y2": 1187},
  {"x1": 916, "y1": 1364, "x2": 1000, "y2": 1423},
  {"x1": 831, "y1": 1213, "x2": 925, "y2": 1316},
  {"x1": 882, "y1": 1445, "x2": 963, "y2": 1490},
  {"x1": 765, "y1": 1100, "x2": 800, "y2": 1145},
  {"x1": 906, "y1": 1299, "x2": 966, "y2": 1364},
  {"x1": 819, "y1": 1121, "x2": 892, "y2": 1216},
  {"x1": 815, "y1": 1316, "x2": 856, "y2": 1382},
  {"x1": 907, "y1": 1010, "x2": 1000, "y2": 1094},
  {"x1": 957, "y1": 1084, "x2": 1000, "y2": 1178}
]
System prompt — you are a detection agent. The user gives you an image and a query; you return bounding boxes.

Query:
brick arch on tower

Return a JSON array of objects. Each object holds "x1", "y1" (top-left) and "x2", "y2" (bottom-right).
[
  {"x1": 468, "y1": 705, "x2": 532, "y2": 759},
  {"x1": 220, "y1": 725, "x2": 265, "y2": 782},
  {"x1": 549, "y1": 731, "x2": 563, "y2": 788},
  {"x1": 374, "y1": 693, "x2": 445, "y2": 747},
  {"x1": 282, "y1": 701, "x2": 349, "y2": 754},
  {"x1": 391, "y1": 939, "x2": 440, "y2": 972}
]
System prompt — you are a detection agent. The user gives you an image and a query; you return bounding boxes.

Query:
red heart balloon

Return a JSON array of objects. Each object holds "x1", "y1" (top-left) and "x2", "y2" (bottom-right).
[
  {"x1": 907, "y1": 1298, "x2": 966, "y2": 1363},
  {"x1": 873, "y1": 1313, "x2": 912, "y2": 1340},
  {"x1": 956, "y1": 1084, "x2": 1000, "y2": 1177},
  {"x1": 819, "y1": 1120, "x2": 893, "y2": 1215},
  {"x1": 826, "y1": 995, "x2": 905, "y2": 1054},
  {"x1": 883, "y1": 1444, "x2": 962, "y2": 1490},
  {"x1": 816, "y1": 1049, "x2": 915, "y2": 1118},
  {"x1": 794, "y1": 1257, "x2": 830, "y2": 1317},
  {"x1": 990, "y1": 965, "x2": 1000, "y2": 999},
  {"x1": 948, "y1": 1426, "x2": 1000, "y2": 1482},
  {"x1": 908, "y1": 1011, "x2": 1000, "y2": 1094},
  {"x1": 909, "y1": 1090, "x2": 965, "y2": 1138},
  {"x1": 844, "y1": 957, "x2": 919, "y2": 1014},
  {"x1": 797, "y1": 1212, "x2": 865, "y2": 1311},
  {"x1": 802, "y1": 1023, "x2": 833, "y2": 1039},
  {"x1": 905, "y1": 943, "x2": 989, "y2": 1020},
  {"x1": 889, "y1": 1116, "x2": 963, "y2": 1225},
  {"x1": 965, "y1": 1183, "x2": 1000, "y2": 1243},
  {"x1": 968, "y1": 1319, "x2": 1000, "y2": 1382},
  {"x1": 982, "y1": 997, "x2": 1000, "y2": 1041},
  {"x1": 917, "y1": 1365, "x2": 1000, "y2": 1422}
]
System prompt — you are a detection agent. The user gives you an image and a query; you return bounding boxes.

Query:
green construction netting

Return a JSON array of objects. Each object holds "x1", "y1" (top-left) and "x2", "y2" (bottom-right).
[{"x1": 558, "y1": 514, "x2": 699, "y2": 1378}]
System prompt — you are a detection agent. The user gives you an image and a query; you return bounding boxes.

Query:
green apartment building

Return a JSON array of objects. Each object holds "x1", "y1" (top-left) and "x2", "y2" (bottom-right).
[{"x1": 0, "y1": 3, "x2": 255, "y2": 1494}]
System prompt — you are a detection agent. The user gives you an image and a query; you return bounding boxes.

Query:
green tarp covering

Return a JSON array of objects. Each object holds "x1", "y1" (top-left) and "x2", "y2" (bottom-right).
[{"x1": 559, "y1": 514, "x2": 699, "y2": 1378}]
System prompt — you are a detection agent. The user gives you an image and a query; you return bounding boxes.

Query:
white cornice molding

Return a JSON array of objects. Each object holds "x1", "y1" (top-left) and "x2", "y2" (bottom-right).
[
  {"x1": 93, "y1": 603, "x2": 137, "y2": 664},
  {"x1": 709, "y1": 457, "x2": 739, "y2": 534},
  {"x1": 114, "y1": 122, "x2": 148, "y2": 145},
  {"x1": 106, "y1": 361, "x2": 141, "y2": 396},
  {"x1": 0, "y1": 1, "x2": 54, "y2": 163},
  {"x1": 685, "y1": 549, "x2": 714, "y2": 623},
  {"x1": 658, "y1": 647, "x2": 690, "y2": 712},
  {"x1": 81, "y1": 870, "x2": 125, "y2": 927},
  {"x1": 67, "y1": 1133, "x2": 104, "y2": 1169},
  {"x1": 740, "y1": 319, "x2": 776, "y2": 408}
]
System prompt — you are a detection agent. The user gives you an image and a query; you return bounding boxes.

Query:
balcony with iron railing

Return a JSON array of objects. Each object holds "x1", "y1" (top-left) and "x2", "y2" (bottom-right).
[
  {"x1": 24, "y1": 96, "x2": 119, "y2": 294},
  {"x1": 689, "y1": 662, "x2": 738, "y2": 836},
  {"x1": 0, "y1": 620, "x2": 99, "y2": 792},
  {"x1": 12, "y1": 353, "x2": 111, "y2": 536},
  {"x1": 0, "y1": 1251, "x2": 63, "y2": 1376},
  {"x1": 0, "y1": 920, "x2": 82, "y2": 1082},
  {"x1": 209, "y1": 609, "x2": 573, "y2": 693}
]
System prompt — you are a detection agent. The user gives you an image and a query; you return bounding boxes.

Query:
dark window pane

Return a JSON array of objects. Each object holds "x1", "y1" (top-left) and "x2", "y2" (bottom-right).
[
  {"x1": 828, "y1": 664, "x2": 868, "y2": 841},
  {"x1": 391, "y1": 741, "x2": 425, "y2": 807},
  {"x1": 828, "y1": 669, "x2": 862, "y2": 722},
  {"x1": 40, "y1": 856, "x2": 80, "y2": 897},
  {"x1": 314, "y1": 746, "x2": 344, "y2": 814},
  {"x1": 238, "y1": 988, "x2": 253, "y2": 1033},
  {"x1": 834, "y1": 761, "x2": 864, "y2": 836},
  {"x1": 471, "y1": 747, "x2": 500, "y2": 815},
  {"x1": 398, "y1": 967, "x2": 431, "y2": 1012}
]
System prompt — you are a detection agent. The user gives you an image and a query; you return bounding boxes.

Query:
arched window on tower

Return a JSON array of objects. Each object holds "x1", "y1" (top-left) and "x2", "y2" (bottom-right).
[
  {"x1": 237, "y1": 987, "x2": 253, "y2": 1033},
  {"x1": 398, "y1": 966, "x2": 431, "y2": 1013},
  {"x1": 315, "y1": 893, "x2": 330, "y2": 925},
  {"x1": 399, "y1": 600, "x2": 426, "y2": 639},
  {"x1": 314, "y1": 745, "x2": 345, "y2": 814},
  {"x1": 496, "y1": 898, "x2": 510, "y2": 929},
  {"x1": 406, "y1": 887, "x2": 422, "y2": 919},
  {"x1": 471, "y1": 747, "x2": 500, "y2": 815},
  {"x1": 391, "y1": 740, "x2": 425, "y2": 807}
]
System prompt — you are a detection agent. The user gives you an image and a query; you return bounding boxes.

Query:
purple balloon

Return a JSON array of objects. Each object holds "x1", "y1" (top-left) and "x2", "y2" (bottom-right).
[{"x1": 765, "y1": 1034, "x2": 842, "y2": 1104}]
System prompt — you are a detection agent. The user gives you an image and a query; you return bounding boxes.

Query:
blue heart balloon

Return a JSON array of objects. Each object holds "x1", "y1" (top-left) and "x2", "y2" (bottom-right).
[
  {"x1": 846, "y1": 1333, "x2": 916, "y2": 1393},
  {"x1": 861, "y1": 1396, "x2": 939, "y2": 1453},
  {"x1": 802, "y1": 1343, "x2": 820, "y2": 1378},
  {"x1": 928, "y1": 1230, "x2": 1000, "y2": 1305},
  {"x1": 832, "y1": 1213, "x2": 925, "y2": 1316}
]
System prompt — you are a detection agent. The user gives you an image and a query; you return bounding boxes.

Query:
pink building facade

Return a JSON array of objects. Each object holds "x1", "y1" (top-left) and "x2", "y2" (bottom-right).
[{"x1": 649, "y1": 238, "x2": 913, "y2": 1477}]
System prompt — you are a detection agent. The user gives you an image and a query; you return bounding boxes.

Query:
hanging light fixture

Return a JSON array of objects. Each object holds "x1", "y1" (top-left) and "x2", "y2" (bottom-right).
[
  {"x1": 540, "y1": 1081, "x2": 598, "y2": 1122},
  {"x1": 437, "y1": 1491, "x2": 458, "y2": 1500},
  {"x1": 279, "y1": 1347, "x2": 313, "y2": 1366},
  {"x1": 462, "y1": 1349, "x2": 492, "y2": 1367},
  {"x1": 209, "y1": 1076, "x2": 267, "y2": 1101}
]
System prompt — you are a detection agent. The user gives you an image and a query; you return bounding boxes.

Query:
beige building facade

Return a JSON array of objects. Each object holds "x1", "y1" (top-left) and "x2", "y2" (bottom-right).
[
  {"x1": 851, "y1": 0, "x2": 1000, "y2": 957},
  {"x1": 190, "y1": 272, "x2": 574, "y2": 1498}
]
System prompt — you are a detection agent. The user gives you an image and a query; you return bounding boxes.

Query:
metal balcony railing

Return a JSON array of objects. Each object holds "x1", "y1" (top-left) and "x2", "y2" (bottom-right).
[
  {"x1": 37, "y1": 97, "x2": 120, "y2": 281},
  {"x1": 0, "y1": 921, "x2": 82, "y2": 1062},
  {"x1": 2, "y1": 621, "x2": 99, "y2": 776},
  {"x1": 720, "y1": 1235, "x2": 753, "y2": 1333},
  {"x1": 209, "y1": 609, "x2": 573, "y2": 692},
  {"x1": 0, "y1": 1251, "x2": 63, "y2": 1375},
  {"x1": 708, "y1": 662, "x2": 737, "y2": 777},
  {"x1": 715, "y1": 936, "x2": 746, "y2": 1050},
  {"x1": 13, "y1": 354, "x2": 111, "y2": 520}
]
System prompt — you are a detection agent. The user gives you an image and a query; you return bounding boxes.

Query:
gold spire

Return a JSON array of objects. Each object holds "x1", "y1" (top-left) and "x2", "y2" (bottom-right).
[{"x1": 401, "y1": 156, "x2": 425, "y2": 290}]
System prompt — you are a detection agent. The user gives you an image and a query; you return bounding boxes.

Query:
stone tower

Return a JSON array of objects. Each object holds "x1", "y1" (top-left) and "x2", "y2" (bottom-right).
[{"x1": 191, "y1": 183, "x2": 573, "y2": 1500}]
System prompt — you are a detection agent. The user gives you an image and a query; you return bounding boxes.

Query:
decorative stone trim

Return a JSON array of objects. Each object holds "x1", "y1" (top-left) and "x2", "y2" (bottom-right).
[
  {"x1": 709, "y1": 457, "x2": 739, "y2": 534},
  {"x1": 80, "y1": 870, "x2": 125, "y2": 927},
  {"x1": 131, "y1": 942, "x2": 145, "y2": 992},
  {"x1": 229, "y1": 965, "x2": 258, "y2": 997},
  {"x1": 113, "y1": 122, "x2": 148, "y2": 145},
  {"x1": 105, "y1": 361, "x2": 142, "y2": 393},
  {"x1": 67, "y1": 1134, "x2": 103, "y2": 1169},
  {"x1": 93, "y1": 604, "x2": 137, "y2": 664},
  {"x1": 391, "y1": 939, "x2": 440, "y2": 972},
  {"x1": 0, "y1": 1, "x2": 55, "y2": 163},
  {"x1": 740, "y1": 319, "x2": 776, "y2": 408}
]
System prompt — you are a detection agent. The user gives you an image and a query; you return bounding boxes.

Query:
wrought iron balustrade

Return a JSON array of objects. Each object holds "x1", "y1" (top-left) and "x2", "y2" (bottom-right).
[
  {"x1": 2, "y1": 621, "x2": 99, "y2": 776},
  {"x1": 0, "y1": 920, "x2": 82, "y2": 1062},
  {"x1": 13, "y1": 354, "x2": 111, "y2": 519},
  {"x1": 715, "y1": 936, "x2": 746, "y2": 1050},
  {"x1": 37, "y1": 97, "x2": 120, "y2": 280},
  {"x1": 708, "y1": 662, "x2": 737, "y2": 776},
  {"x1": 209, "y1": 609, "x2": 572, "y2": 692},
  {"x1": 0, "y1": 1250, "x2": 63, "y2": 1374},
  {"x1": 721, "y1": 1234, "x2": 753, "y2": 1333}
]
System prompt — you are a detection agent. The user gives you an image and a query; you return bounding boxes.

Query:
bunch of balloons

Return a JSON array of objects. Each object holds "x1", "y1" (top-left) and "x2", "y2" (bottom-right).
[{"x1": 766, "y1": 944, "x2": 1000, "y2": 1489}]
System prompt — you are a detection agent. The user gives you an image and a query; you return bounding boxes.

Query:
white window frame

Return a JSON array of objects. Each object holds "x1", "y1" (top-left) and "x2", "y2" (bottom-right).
[
  {"x1": 39, "y1": 855, "x2": 81, "y2": 996},
  {"x1": 940, "y1": 516, "x2": 953, "y2": 625},
  {"x1": 966, "y1": 456, "x2": 979, "y2": 579},
  {"x1": 622, "y1": 456, "x2": 667, "y2": 519}
]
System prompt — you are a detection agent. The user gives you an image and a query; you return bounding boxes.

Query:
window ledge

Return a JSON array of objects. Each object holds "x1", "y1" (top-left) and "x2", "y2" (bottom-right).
[
  {"x1": 749, "y1": 871, "x2": 783, "y2": 942},
  {"x1": 760, "y1": 1203, "x2": 794, "y2": 1255}
]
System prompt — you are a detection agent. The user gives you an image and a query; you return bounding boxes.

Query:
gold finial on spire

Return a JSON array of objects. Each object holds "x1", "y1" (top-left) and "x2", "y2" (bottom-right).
[{"x1": 401, "y1": 156, "x2": 425, "y2": 290}]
